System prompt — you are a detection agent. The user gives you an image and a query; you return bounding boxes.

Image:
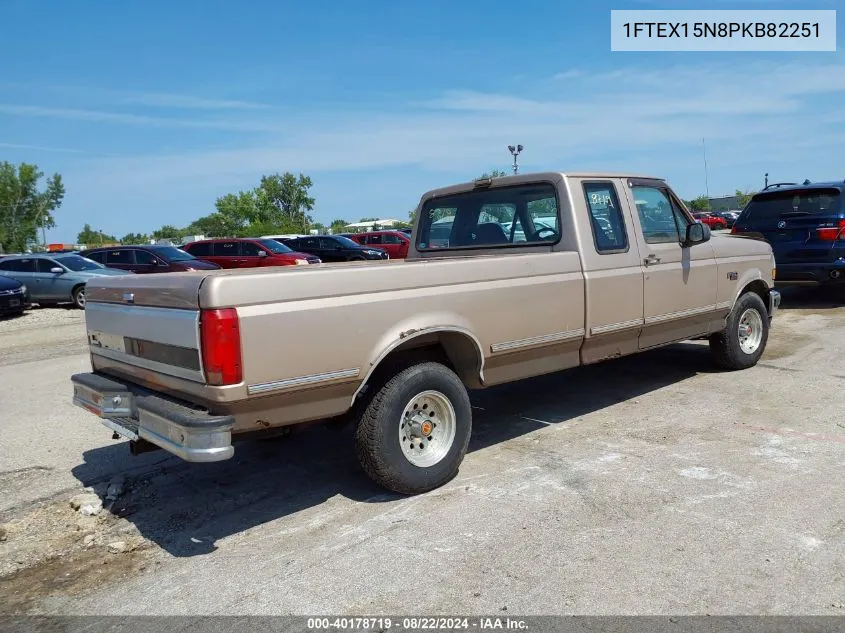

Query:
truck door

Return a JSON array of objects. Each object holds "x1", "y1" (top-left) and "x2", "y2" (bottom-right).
[
  {"x1": 624, "y1": 178, "x2": 718, "y2": 349},
  {"x1": 576, "y1": 180, "x2": 646, "y2": 365}
]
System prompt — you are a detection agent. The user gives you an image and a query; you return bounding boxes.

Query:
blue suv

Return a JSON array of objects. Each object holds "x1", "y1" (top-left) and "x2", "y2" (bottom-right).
[{"x1": 731, "y1": 180, "x2": 845, "y2": 286}]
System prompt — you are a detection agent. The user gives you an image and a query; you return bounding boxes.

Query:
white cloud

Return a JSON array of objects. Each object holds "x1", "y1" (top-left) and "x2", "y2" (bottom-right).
[
  {"x1": 0, "y1": 103, "x2": 287, "y2": 132},
  {"x1": 111, "y1": 91, "x2": 271, "y2": 110}
]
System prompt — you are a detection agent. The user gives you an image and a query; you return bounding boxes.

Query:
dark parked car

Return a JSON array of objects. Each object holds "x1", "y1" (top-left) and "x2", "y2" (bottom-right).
[
  {"x1": 281, "y1": 235, "x2": 389, "y2": 262},
  {"x1": 731, "y1": 180, "x2": 845, "y2": 286},
  {"x1": 80, "y1": 245, "x2": 221, "y2": 273},
  {"x1": 182, "y1": 238, "x2": 320, "y2": 269},
  {"x1": 714, "y1": 210, "x2": 740, "y2": 228},
  {"x1": 0, "y1": 274, "x2": 29, "y2": 316}
]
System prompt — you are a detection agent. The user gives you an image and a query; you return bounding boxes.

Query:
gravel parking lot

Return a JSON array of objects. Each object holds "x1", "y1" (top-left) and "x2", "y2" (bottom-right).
[{"x1": 0, "y1": 290, "x2": 843, "y2": 615}]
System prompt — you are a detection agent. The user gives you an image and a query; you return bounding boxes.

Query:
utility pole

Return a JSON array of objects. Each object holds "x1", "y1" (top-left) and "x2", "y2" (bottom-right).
[
  {"x1": 702, "y1": 138, "x2": 711, "y2": 211},
  {"x1": 508, "y1": 144, "x2": 523, "y2": 175}
]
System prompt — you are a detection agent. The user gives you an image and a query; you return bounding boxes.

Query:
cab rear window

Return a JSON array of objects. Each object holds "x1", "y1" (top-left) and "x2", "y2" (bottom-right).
[{"x1": 416, "y1": 183, "x2": 561, "y2": 250}]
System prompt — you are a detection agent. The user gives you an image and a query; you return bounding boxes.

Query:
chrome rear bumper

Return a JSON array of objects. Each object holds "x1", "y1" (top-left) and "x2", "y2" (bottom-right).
[
  {"x1": 769, "y1": 289, "x2": 781, "y2": 321},
  {"x1": 71, "y1": 372, "x2": 234, "y2": 462}
]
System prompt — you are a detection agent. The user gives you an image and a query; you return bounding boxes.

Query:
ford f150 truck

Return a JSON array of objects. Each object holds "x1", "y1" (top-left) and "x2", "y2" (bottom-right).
[{"x1": 71, "y1": 172, "x2": 780, "y2": 495}]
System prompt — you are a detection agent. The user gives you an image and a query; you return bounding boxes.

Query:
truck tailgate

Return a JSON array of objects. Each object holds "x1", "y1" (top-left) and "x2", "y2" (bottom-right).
[{"x1": 84, "y1": 271, "x2": 213, "y2": 384}]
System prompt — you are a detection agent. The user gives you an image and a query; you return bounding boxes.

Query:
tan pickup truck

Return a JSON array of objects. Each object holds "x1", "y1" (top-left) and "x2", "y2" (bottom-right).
[{"x1": 71, "y1": 172, "x2": 780, "y2": 494}]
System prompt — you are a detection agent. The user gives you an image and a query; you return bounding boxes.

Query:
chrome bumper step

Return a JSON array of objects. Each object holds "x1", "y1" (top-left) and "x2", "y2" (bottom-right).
[{"x1": 72, "y1": 372, "x2": 235, "y2": 463}]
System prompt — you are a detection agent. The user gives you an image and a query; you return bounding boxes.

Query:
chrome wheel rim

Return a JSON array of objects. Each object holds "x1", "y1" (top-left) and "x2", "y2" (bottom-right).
[
  {"x1": 399, "y1": 390, "x2": 456, "y2": 468},
  {"x1": 76, "y1": 289, "x2": 86, "y2": 308},
  {"x1": 738, "y1": 308, "x2": 763, "y2": 354}
]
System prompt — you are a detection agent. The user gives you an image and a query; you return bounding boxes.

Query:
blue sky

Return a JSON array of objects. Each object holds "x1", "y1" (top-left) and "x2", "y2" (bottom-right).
[{"x1": 0, "y1": 0, "x2": 842, "y2": 242}]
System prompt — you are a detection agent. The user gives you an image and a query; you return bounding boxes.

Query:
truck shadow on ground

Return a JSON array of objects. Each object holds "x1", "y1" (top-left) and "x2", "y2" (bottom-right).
[{"x1": 71, "y1": 341, "x2": 718, "y2": 558}]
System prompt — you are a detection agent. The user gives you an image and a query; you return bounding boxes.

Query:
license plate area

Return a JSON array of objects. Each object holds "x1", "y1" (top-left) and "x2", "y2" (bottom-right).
[{"x1": 9, "y1": 298, "x2": 20, "y2": 307}]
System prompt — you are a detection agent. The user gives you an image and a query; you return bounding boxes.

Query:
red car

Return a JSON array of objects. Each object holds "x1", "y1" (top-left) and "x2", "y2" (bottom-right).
[
  {"x1": 692, "y1": 213, "x2": 727, "y2": 230},
  {"x1": 345, "y1": 230, "x2": 411, "y2": 259},
  {"x1": 182, "y1": 238, "x2": 321, "y2": 268}
]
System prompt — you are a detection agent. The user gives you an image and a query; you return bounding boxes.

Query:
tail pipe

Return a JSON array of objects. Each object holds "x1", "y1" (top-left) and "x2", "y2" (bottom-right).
[{"x1": 830, "y1": 269, "x2": 842, "y2": 280}]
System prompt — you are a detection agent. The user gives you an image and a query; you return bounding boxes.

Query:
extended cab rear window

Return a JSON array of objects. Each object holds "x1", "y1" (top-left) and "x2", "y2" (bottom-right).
[{"x1": 415, "y1": 183, "x2": 561, "y2": 251}]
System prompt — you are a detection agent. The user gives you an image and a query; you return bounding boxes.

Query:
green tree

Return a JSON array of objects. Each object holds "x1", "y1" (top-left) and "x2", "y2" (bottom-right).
[
  {"x1": 0, "y1": 161, "x2": 64, "y2": 253},
  {"x1": 150, "y1": 225, "x2": 186, "y2": 241},
  {"x1": 120, "y1": 232, "x2": 149, "y2": 245},
  {"x1": 329, "y1": 218, "x2": 350, "y2": 234},
  {"x1": 687, "y1": 195, "x2": 711, "y2": 212},
  {"x1": 77, "y1": 223, "x2": 116, "y2": 246},
  {"x1": 735, "y1": 189, "x2": 753, "y2": 209},
  {"x1": 255, "y1": 172, "x2": 315, "y2": 232}
]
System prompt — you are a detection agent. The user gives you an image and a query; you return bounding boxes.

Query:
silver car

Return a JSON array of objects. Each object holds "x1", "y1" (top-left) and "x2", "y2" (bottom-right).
[{"x1": 0, "y1": 253, "x2": 133, "y2": 309}]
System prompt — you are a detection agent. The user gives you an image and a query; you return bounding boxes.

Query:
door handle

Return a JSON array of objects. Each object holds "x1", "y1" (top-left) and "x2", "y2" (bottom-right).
[{"x1": 643, "y1": 254, "x2": 661, "y2": 266}]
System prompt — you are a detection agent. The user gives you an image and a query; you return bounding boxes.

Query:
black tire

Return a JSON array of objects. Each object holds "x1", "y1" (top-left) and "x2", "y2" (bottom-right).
[
  {"x1": 715, "y1": 223, "x2": 726, "y2": 231},
  {"x1": 354, "y1": 361, "x2": 472, "y2": 495},
  {"x1": 709, "y1": 292, "x2": 769, "y2": 370},
  {"x1": 72, "y1": 285, "x2": 86, "y2": 309}
]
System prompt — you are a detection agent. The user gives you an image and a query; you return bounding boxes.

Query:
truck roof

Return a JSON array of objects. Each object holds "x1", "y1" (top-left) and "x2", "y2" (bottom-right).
[{"x1": 421, "y1": 171, "x2": 665, "y2": 199}]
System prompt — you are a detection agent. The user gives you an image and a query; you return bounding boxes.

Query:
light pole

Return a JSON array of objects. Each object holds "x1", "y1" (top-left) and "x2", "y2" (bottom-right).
[
  {"x1": 508, "y1": 144, "x2": 523, "y2": 175},
  {"x1": 764, "y1": 173, "x2": 769, "y2": 188}
]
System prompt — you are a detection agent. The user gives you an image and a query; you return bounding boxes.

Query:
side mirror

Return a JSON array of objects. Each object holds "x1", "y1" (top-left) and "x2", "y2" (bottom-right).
[
  {"x1": 257, "y1": 250, "x2": 267, "y2": 257},
  {"x1": 50, "y1": 267, "x2": 64, "y2": 274},
  {"x1": 684, "y1": 222, "x2": 710, "y2": 247}
]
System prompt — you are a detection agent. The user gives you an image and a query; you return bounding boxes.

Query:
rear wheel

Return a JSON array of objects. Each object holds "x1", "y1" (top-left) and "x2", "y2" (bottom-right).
[
  {"x1": 354, "y1": 361, "x2": 472, "y2": 495},
  {"x1": 72, "y1": 286, "x2": 86, "y2": 309},
  {"x1": 709, "y1": 292, "x2": 769, "y2": 370}
]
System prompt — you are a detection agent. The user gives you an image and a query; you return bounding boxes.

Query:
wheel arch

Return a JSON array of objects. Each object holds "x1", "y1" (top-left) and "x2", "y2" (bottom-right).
[
  {"x1": 351, "y1": 325, "x2": 485, "y2": 407},
  {"x1": 736, "y1": 278, "x2": 772, "y2": 315}
]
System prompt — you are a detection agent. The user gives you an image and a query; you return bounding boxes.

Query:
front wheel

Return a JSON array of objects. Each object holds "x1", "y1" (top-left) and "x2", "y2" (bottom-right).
[
  {"x1": 354, "y1": 361, "x2": 472, "y2": 495},
  {"x1": 72, "y1": 286, "x2": 86, "y2": 309},
  {"x1": 709, "y1": 292, "x2": 769, "y2": 370}
]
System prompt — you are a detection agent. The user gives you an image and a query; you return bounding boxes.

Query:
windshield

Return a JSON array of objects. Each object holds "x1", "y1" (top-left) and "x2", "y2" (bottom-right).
[
  {"x1": 55, "y1": 255, "x2": 104, "y2": 271},
  {"x1": 257, "y1": 239, "x2": 294, "y2": 253},
  {"x1": 150, "y1": 246, "x2": 195, "y2": 262},
  {"x1": 334, "y1": 236, "x2": 362, "y2": 249}
]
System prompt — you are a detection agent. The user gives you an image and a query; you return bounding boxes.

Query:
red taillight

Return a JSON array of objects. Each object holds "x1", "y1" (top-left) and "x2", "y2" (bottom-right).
[
  {"x1": 200, "y1": 308, "x2": 242, "y2": 386},
  {"x1": 730, "y1": 225, "x2": 738, "y2": 234},
  {"x1": 816, "y1": 219, "x2": 845, "y2": 241}
]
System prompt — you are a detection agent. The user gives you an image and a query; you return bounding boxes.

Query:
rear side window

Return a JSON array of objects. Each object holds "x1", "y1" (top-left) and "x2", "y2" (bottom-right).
[
  {"x1": 106, "y1": 250, "x2": 133, "y2": 264},
  {"x1": 0, "y1": 259, "x2": 36, "y2": 272},
  {"x1": 583, "y1": 182, "x2": 628, "y2": 253},
  {"x1": 84, "y1": 251, "x2": 106, "y2": 263},
  {"x1": 185, "y1": 242, "x2": 212, "y2": 256},
  {"x1": 416, "y1": 183, "x2": 561, "y2": 250},
  {"x1": 213, "y1": 241, "x2": 240, "y2": 257}
]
